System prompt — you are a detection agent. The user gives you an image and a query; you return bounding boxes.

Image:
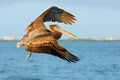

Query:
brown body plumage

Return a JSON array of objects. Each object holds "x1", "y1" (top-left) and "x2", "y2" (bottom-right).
[{"x1": 17, "y1": 6, "x2": 79, "y2": 63}]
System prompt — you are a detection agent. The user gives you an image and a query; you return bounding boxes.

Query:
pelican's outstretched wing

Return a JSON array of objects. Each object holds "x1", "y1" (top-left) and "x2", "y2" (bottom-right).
[
  {"x1": 25, "y1": 35, "x2": 79, "y2": 63},
  {"x1": 25, "y1": 6, "x2": 76, "y2": 34},
  {"x1": 41, "y1": 6, "x2": 76, "y2": 24}
]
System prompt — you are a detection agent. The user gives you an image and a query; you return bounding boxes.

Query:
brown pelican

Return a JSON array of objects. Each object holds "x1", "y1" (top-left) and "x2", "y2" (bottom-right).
[{"x1": 16, "y1": 6, "x2": 79, "y2": 62}]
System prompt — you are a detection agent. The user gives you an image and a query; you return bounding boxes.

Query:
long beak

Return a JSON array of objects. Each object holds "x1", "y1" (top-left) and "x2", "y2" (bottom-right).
[{"x1": 54, "y1": 26, "x2": 79, "y2": 39}]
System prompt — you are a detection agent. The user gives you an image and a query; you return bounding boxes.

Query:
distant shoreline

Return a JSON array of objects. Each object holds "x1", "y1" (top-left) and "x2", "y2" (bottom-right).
[
  {"x1": 0, "y1": 39, "x2": 120, "y2": 42},
  {"x1": 60, "y1": 39, "x2": 120, "y2": 42}
]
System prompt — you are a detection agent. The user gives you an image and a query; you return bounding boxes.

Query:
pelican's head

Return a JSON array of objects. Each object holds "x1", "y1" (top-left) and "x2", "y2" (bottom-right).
[{"x1": 49, "y1": 25, "x2": 59, "y2": 31}]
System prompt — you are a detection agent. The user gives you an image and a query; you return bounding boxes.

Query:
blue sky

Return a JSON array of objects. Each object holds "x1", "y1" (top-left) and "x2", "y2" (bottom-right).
[{"x1": 0, "y1": 0, "x2": 120, "y2": 39}]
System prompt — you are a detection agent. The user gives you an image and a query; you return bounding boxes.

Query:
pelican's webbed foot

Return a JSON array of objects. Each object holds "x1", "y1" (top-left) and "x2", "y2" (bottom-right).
[{"x1": 26, "y1": 52, "x2": 32, "y2": 59}]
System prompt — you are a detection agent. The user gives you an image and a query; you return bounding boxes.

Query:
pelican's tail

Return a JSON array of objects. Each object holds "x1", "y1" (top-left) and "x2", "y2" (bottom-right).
[{"x1": 51, "y1": 45, "x2": 79, "y2": 63}]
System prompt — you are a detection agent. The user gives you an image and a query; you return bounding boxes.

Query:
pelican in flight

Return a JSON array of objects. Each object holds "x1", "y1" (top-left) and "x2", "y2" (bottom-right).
[{"x1": 17, "y1": 6, "x2": 79, "y2": 62}]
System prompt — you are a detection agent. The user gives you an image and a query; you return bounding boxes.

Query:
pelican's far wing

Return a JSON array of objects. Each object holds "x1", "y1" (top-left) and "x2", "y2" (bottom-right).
[
  {"x1": 25, "y1": 6, "x2": 76, "y2": 34},
  {"x1": 40, "y1": 6, "x2": 76, "y2": 25}
]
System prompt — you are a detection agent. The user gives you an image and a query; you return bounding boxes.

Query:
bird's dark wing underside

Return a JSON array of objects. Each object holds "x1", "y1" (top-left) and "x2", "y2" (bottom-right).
[
  {"x1": 42, "y1": 6, "x2": 76, "y2": 25},
  {"x1": 43, "y1": 7, "x2": 63, "y2": 22}
]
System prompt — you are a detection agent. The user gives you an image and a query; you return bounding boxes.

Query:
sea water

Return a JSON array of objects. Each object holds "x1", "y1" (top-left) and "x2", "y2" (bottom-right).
[{"x1": 0, "y1": 41, "x2": 120, "y2": 80}]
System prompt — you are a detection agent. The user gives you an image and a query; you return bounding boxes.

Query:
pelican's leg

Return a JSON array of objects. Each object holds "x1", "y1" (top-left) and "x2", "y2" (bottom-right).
[{"x1": 26, "y1": 51, "x2": 32, "y2": 59}]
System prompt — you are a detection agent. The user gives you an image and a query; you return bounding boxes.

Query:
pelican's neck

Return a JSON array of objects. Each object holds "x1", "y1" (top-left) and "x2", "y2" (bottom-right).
[{"x1": 50, "y1": 29, "x2": 62, "y2": 40}]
